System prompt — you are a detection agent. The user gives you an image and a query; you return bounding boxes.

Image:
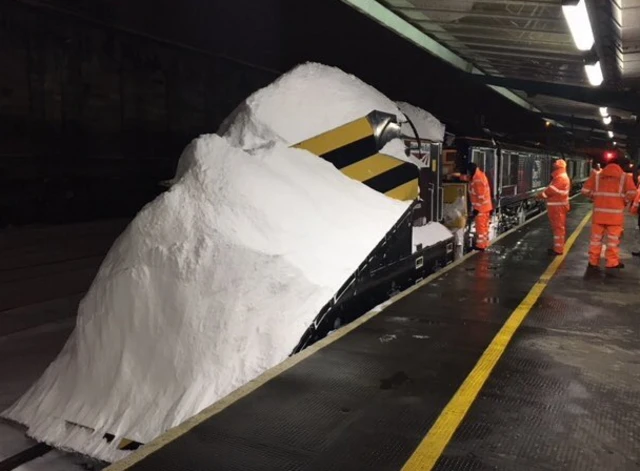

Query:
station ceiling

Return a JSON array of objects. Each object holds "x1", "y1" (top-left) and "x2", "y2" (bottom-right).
[{"x1": 344, "y1": 0, "x2": 639, "y2": 151}]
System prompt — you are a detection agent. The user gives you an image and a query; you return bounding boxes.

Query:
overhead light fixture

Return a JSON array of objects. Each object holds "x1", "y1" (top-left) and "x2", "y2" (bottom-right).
[
  {"x1": 585, "y1": 61, "x2": 604, "y2": 86},
  {"x1": 562, "y1": 0, "x2": 595, "y2": 51},
  {"x1": 613, "y1": 141, "x2": 617, "y2": 145},
  {"x1": 603, "y1": 115, "x2": 612, "y2": 125},
  {"x1": 608, "y1": 130, "x2": 614, "y2": 138},
  {"x1": 599, "y1": 107, "x2": 608, "y2": 117}
]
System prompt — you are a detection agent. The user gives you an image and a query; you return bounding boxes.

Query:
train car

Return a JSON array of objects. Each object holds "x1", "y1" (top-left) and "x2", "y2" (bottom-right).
[{"x1": 442, "y1": 136, "x2": 591, "y2": 243}]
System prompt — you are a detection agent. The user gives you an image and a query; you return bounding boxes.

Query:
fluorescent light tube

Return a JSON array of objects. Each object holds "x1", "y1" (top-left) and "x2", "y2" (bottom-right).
[
  {"x1": 562, "y1": 0, "x2": 595, "y2": 51},
  {"x1": 603, "y1": 115, "x2": 612, "y2": 125},
  {"x1": 585, "y1": 61, "x2": 603, "y2": 86},
  {"x1": 599, "y1": 107, "x2": 608, "y2": 117},
  {"x1": 608, "y1": 131, "x2": 614, "y2": 138}
]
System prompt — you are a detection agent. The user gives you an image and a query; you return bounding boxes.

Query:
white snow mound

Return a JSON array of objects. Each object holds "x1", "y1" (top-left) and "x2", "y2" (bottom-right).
[
  {"x1": 3, "y1": 62, "x2": 449, "y2": 462},
  {"x1": 2, "y1": 135, "x2": 409, "y2": 461},
  {"x1": 412, "y1": 223, "x2": 453, "y2": 254},
  {"x1": 219, "y1": 62, "x2": 403, "y2": 149},
  {"x1": 379, "y1": 139, "x2": 426, "y2": 168},
  {"x1": 397, "y1": 101, "x2": 446, "y2": 142}
]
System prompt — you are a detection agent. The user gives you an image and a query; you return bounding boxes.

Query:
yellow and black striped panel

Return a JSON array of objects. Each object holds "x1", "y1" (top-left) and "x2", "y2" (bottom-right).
[{"x1": 292, "y1": 114, "x2": 419, "y2": 201}]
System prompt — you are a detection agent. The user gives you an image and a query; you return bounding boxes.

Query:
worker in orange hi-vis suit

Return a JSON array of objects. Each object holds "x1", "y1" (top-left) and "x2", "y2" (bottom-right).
[
  {"x1": 581, "y1": 156, "x2": 637, "y2": 270},
  {"x1": 631, "y1": 183, "x2": 640, "y2": 257},
  {"x1": 467, "y1": 162, "x2": 493, "y2": 251},
  {"x1": 538, "y1": 159, "x2": 571, "y2": 256}
]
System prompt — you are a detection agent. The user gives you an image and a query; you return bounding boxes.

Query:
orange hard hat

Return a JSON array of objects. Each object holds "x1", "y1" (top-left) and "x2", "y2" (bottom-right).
[{"x1": 554, "y1": 159, "x2": 567, "y2": 168}]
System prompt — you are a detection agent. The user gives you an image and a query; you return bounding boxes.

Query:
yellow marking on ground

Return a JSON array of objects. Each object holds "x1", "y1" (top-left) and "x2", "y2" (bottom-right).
[
  {"x1": 340, "y1": 153, "x2": 404, "y2": 181},
  {"x1": 400, "y1": 210, "x2": 592, "y2": 471},
  {"x1": 293, "y1": 117, "x2": 373, "y2": 156},
  {"x1": 385, "y1": 178, "x2": 419, "y2": 201},
  {"x1": 106, "y1": 203, "x2": 587, "y2": 471}
]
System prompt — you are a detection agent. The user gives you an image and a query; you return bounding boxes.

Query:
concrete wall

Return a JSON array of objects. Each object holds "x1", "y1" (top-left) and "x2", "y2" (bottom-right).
[{"x1": 0, "y1": 1, "x2": 277, "y2": 226}]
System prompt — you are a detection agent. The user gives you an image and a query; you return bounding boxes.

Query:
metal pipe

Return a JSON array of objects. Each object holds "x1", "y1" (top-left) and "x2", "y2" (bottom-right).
[
  {"x1": 394, "y1": 6, "x2": 566, "y2": 23},
  {"x1": 473, "y1": 0, "x2": 561, "y2": 6},
  {"x1": 465, "y1": 49, "x2": 585, "y2": 61},
  {"x1": 428, "y1": 31, "x2": 572, "y2": 46},
  {"x1": 475, "y1": 63, "x2": 585, "y2": 79},
  {"x1": 470, "y1": 56, "x2": 584, "y2": 71},
  {"x1": 446, "y1": 40, "x2": 581, "y2": 55},
  {"x1": 415, "y1": 20, "x2": 570, "y2": 36},
  {"x1": 489, "y1": 73, "x2": 585, "y2": 85}
]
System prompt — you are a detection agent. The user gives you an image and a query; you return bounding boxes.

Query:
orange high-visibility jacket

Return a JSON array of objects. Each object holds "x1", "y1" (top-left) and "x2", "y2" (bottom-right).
[
  {"x1": 631, "y1": 187, "x2": 640, "y2": 215},
  {"x1": 582, "y1": 163, "x2": 636, "y2": 225},
  {"x1": 470, "y1": 168, "x2": 493, "y2": 213},
  {"x1": 542, "y1": 168, "x2": 570, "y2": 207}
]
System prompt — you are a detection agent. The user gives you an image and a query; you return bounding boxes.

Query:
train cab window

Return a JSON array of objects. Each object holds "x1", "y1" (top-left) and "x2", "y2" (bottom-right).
[
  {"x1": 567, "y1": 160, "x2": 576, "y2": 179},
  {"x1": 471, "y1": 149, "x2": 486, "y2": 170},
  {"x1": 501, "y1": 152, "x2": 519, "y2": 187}
]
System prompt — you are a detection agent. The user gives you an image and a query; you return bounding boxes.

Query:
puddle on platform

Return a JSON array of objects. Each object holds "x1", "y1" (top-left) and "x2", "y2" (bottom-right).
[{"x1": 380, "y1": 371, "x2": 410, "y2": 390}]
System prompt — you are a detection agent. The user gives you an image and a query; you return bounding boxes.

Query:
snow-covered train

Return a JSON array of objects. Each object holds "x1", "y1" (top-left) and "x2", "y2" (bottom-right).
[{"x1": 294, "y1": 113, "x2": 593, "y2": 351}]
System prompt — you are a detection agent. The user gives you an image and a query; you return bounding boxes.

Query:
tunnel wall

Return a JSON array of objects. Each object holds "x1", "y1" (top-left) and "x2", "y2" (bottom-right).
[
  {"x1": 1, "y1": 0, "x2": 553, "y2": 227},
  {"x1": 0, "y1": 1, "x2": 278, "y2": 226}
]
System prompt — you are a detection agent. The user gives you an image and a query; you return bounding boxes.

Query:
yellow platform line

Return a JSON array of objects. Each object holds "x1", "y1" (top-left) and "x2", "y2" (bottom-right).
[{"x1": 400, "y1": 209, "x2": 592, "y2": 471}]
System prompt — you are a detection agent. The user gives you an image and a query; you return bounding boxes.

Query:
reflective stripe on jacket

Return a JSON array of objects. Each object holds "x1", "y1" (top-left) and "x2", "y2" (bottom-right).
[
  {"x1": 469, "y1": 168, "x2": 493, "y2": 213},
  {"x1": 542, "y1": 169, "x2": 570, "y2": 207},
  {"x1": 582, "y1": 163, "x2": 636, "y2": 225}
]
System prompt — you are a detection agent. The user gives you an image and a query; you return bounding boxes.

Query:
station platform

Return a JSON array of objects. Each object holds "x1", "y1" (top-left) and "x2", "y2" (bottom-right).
[{"x1": 104, "y1": 198, "x2": 639, "y2": 471}]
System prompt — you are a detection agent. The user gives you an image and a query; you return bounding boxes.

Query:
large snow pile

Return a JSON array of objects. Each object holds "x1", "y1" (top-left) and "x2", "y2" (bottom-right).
[
  {"x1": 219, "y1": 62, "x2": 403, "y2": 150},
  {"x1": 2, "y1": 62, "x2": 420, "y2": 462},
  {"x1": 379, "y1": 139, "x2": 426, "y2": 168},
  {"x1": 397, "y1": 101, "x2": 446, "y2": 142},
  {"x1": 3, "y1": 136, "x2": 409, "y2": 461}
]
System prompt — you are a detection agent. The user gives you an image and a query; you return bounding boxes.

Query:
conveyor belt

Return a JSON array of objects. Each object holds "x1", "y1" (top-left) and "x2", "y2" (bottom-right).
[{"x1": 108, "y1": 199, "x2": 638, "y2": 471}]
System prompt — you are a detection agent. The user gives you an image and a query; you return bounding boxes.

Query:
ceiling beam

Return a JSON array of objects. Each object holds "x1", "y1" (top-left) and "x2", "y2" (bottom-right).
[
  {"x1": 468, "y1": 74, "x2": 640, "y2": 112},
  {"x1": 543, "y1": 112, "x2": 633, "y2": 138}
]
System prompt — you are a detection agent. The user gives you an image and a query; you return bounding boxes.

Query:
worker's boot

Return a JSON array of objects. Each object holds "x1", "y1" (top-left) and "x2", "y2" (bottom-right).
[
  {"x1": 605, "y1": 263, "x2": 625, "y2": 277},
  {"x1": 547, "y1": 248, "x2": 562, "y2": 256},
  {"x1": 586, "y1": 263, "x2": 600, "y2": 274}
]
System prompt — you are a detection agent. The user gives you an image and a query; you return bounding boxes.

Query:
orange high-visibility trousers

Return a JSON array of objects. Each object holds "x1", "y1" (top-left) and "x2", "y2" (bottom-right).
[
  {"x1": 589, "y1": 223, "x2": 624, "y2": 267},
  {"x1": 548, "y1": 204, "x2": 568, "y2": 254},
  {"x1": 475, "y1": 212, "x2": 491, "y2": 249}
]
